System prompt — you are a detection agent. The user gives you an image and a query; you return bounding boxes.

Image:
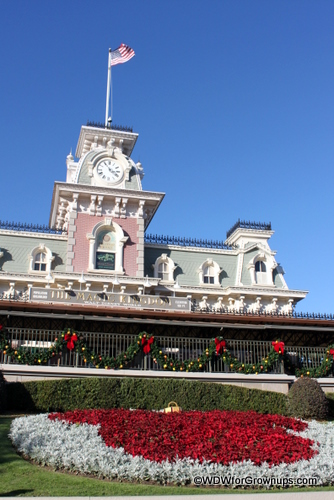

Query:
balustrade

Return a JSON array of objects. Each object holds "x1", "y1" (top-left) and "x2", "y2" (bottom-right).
[{"x1": 0, "y1": 327, "x2": 328, "y2": 374}]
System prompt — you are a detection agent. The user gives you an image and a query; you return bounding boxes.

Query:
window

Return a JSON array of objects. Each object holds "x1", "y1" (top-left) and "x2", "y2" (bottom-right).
[
  {"x1": 203, "y1": 265, "x2": 215, "y2": 284},
  {"x1": 255, "y1": 261, "x2": 266, "y2": 273},
  {"x1": 29, "y1": 245, "x2": 54, "y2": 274},
  {"x1": 255, "y1": 260, "x2": 267, "y2": 284},
  {"x1": 34, "y1": 252, "x2": 47, "y2": 271},
  {"x1": 198, "y1": 259, "x2": 221, "y2": 286},
  {"x1": 87, "y1": 219, "x2": 128, "y2": 273},
  {"x1": 247, "y1": 251, "x2": 275, "y2": 286},
  {"x1": 153, "y1": 254, "x2": 176, "y2": 282},
  {"x1": 96, "y1": 230, "x2": 116, "y2": 271},
  {"x1": 158, "y1": 261, "x2": 169, "y2": 281}
]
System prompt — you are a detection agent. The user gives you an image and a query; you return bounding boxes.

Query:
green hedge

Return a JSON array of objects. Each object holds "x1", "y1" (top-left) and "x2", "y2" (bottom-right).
[
  {"x1": 5, "y1": 377, "x2": 288, "y2": 415},
  {"x1": 325, "y1": 392, "x2": 334, "y2": 420}
]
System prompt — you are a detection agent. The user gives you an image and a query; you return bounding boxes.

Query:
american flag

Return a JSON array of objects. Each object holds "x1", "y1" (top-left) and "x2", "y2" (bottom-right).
[{"x1": 109, "y1": 44, "x2": 135, "y2": 67}]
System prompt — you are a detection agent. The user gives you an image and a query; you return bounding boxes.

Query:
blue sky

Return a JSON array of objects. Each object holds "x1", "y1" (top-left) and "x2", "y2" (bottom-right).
[{"x1": 0, "y1": 0, "x2": 333, "y2": 313}]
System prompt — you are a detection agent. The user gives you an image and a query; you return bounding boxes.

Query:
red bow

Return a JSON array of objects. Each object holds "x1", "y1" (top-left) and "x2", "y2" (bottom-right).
[
  {"x1": 330, "y1": 349, "x2": 334, "y2": 359},
  {"x1": 142, "y1": 336, "x2": 154, "y2": 354},
  {"x1": 215, "y1": 338, "x2": 226, "y2": 355},
  {"x1": 272, "y1": 340, "x2": 285, "y2": 355},
  {"x1": 64, "y1": 332, "x2": 78, "y2": 351}
]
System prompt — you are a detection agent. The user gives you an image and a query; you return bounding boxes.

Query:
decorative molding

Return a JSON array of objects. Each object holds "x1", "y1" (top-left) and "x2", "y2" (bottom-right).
[
  {"x1": 0, "y1": 229, "x2": 67, "y2": 241},
  {"x1": 145, "y1": 242, "x2": 238, "y2": 256},
  {"x1": 86, "y1": 219, "x2": 128, "y2": 273},
  {"x1": 198, "y1": 259, "x2": 222, "y2": 286},
  {"x1": 28, "y1": 244, "x2": 54, "y2": 274},
  {"x1": 153, "y1": 254, "x2": 176, "y2": 282}
]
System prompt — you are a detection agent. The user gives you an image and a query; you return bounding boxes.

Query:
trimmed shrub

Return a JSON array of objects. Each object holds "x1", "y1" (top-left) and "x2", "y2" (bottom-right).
[
  {"x1": 0, "y1": 371, "x2": 7, "y2": 412},
  {"x1": 287, "y1": 377, "x2": 329, "y2": 420},
  {"x1": 6, "y1": 377, "x2": 287, "y2": 415},
  {"x1": 325, "y1": 392, "x2": 334, "y2": 420}
]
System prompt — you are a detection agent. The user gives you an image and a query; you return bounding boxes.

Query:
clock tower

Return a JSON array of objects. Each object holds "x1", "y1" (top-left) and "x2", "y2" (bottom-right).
[{"x1": 49, "y1": 122, "x2": 164, "y2": 282}]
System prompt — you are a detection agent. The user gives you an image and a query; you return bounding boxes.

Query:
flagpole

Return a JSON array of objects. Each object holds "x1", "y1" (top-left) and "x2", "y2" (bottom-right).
[
  {"x1": 110, "y1": 65, "x2": 113, "y2": 124},
  {"x1": 105, "y1": 49, "x2": 111, "y2": 127}
]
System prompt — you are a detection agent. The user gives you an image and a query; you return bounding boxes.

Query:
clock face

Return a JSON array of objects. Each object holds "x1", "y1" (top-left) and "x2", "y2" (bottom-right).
[{"x1": 96, "y1": 159, "x2": 123, "y2": 184}]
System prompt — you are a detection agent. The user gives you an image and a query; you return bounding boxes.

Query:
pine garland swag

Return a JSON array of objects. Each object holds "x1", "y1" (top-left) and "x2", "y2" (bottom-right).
[{"x1": 0, "y1": 325, "x2": 333, "y2": 377}]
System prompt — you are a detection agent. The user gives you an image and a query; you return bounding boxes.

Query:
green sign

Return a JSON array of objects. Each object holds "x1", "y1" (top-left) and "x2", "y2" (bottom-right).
[{"x1": 96, "y1": 252, "x2": 115, "y2": 270}]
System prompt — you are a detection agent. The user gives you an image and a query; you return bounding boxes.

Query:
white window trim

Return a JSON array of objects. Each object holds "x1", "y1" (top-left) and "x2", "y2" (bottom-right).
[
  {"x1": 247, "y1": 252, "x2": 276, "y2": 286},
  {"x1": 153, "y1": 253, "x2": 176, "y2": 283},
  {"x1": 87, "y1": 218, "x2": 128, "y2": 273},
  {"x1": 198, "y1": 259, "x2": 221, "y2": 286},
  {"x1": 29, "y1": 244, "x2": 54, "y2": 274}
]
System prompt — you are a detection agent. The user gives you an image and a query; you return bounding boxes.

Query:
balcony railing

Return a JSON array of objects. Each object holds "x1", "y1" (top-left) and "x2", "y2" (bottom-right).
[
  {"x1": 226, "y1": 219, "x2": 272, "y2": 239},
  {"x1": 144, "y1": 234, "x2": 236, "y2": 250},
  {"x1": 0, "y1": 328, "x2": 329, "y2": 374},
  {"x1": 191, "y1": 303, "x2": 334, "y2": 321},
  {"x1": 86, "y1": 121, "x2": 133, "y2": 133},
  {"x1": 0, "y1": 220, "x2": 65, "y2": 235}
]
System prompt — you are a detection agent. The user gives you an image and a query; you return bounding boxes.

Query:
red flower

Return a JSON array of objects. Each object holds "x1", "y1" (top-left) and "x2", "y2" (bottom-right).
[
  {"x1": 49, "y1": 408, "x2": 316, "y2": 467},
  {"x1": 330, "y1": 348, "x2": 334, "y2": 359},
  {"x1": 215, "y1": 338, "x2": 226, "y2": 355},
  {"x1": 142, "y1": 336, "x2": 154, "y2": 354},
  {"x1": 272, "y1": 340, "x2": 285, "y2": 355},
  {"x1": 64, "y1": 332, "x2": 78, "y2": 350}
]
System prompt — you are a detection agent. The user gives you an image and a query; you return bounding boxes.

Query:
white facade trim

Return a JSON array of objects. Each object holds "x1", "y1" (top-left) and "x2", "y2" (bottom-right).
[
  {"x1": 145, "y1": 243, "x2": 239, "y2": 256},
  {"x1": 198, "y1": 259, "x2": 221, "y2": 285},
  {"x1": 152, "y1": 253, "x2": 176, "y2": 283},
  {"x1": 0, "y1": 229, "x2": 67, "y2": 241},
  {"x1": 28, "y1": 244, "x2": 54, "y2": 274}
]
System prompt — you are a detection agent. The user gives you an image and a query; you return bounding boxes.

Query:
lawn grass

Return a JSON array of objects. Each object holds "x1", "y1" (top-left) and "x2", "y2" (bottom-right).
[
  {"x1": 0, "y1": 417, "x2": 208, "y2": 496},
  {"x1": 1, "y1": 415, "x2": 334, "y2": 497}
]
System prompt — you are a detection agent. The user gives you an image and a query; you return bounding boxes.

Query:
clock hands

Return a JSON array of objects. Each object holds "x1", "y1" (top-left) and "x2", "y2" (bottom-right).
[
  {"x1": 108, "y1": 166, "x2": 120, "y2": 178},
  {"x1": 97, "y1": 160, "x2": 122, "y2": 183}
]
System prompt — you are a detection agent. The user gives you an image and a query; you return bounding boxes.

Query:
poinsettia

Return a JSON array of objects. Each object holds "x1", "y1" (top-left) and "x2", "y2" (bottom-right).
[{"x1": 49, "y1": 409, "x2": 316, "y2": 467}]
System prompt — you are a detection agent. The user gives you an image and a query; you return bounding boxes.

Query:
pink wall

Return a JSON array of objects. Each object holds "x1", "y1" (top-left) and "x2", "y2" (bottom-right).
[
  {"x1": 120, "y1": 217, "x2": 139, "y2": 276},
  {"x1": 71, "y1": 213, "x2": 139, "y2": 276}
]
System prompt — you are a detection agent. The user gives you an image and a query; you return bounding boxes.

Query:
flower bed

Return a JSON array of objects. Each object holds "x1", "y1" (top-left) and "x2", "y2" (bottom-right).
[
  {"x1": 9, "y1": 409, "x2": 334, "y2": 487},
  {"x1": 49, "y1": 409, "x2": 314, "y2": 466}
]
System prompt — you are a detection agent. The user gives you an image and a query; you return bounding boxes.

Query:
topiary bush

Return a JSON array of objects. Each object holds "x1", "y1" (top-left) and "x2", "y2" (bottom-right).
[{"x1": 287, "y1": 377, "x2": 329, "y2": 420}]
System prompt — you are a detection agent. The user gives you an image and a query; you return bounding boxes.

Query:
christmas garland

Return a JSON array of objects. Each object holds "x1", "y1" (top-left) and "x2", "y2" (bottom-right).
[
  {"x1": 0, "y1": 325, "x2": 333, "y2": 377},
  {"x1": 295, "y1": 346, "x2": 334, "y2": 378}
]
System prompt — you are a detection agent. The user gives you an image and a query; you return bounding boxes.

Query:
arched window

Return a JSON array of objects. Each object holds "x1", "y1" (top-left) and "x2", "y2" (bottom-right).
[
  {"x1": 34, "y1": 252, "x2": 47, "y2": 271},
  {"x1": 158, "y1": 261, "x2": 169, "y2": 281},
  {"x1": 255, "y1": 261, "x2": 266, "y2": 273},
  {"x1": 153, "y1": 254, "x2": 176, "y2": 282},
  {"x1": 255, "y1": 260, "x2": 267, "y2": 284},
  {"x1": 203, "y1": 264, "x2": 215, "y2": 284},
  {"x1": 248, "y1": 251, "x2": 275, "y2": 286},
  {"x1": 198, "y1": 259, "x2": 221, "y2": 286},
  {"x1": 87, "y1": 218, "x2": 128, "y2": 273},
  {"x1": 29, "y1": 245, "x2": 54, "y2": 274},
  {"x1": 96, "y1": 229, "x2": 117, "y2": 270}
]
